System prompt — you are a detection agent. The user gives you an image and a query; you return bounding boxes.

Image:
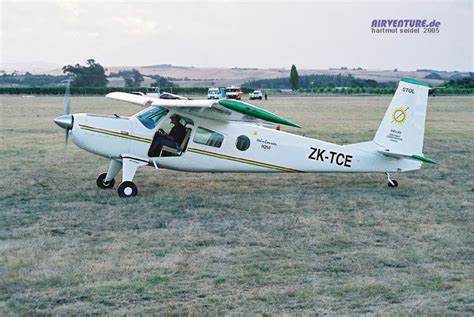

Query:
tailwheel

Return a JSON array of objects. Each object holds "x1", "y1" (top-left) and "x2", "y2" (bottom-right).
[
  {"x1": 117, "y1": 181, "x2": 138, "y2": 198},
  {"x1": 388, "y1": 179, "x2": 398, "y2": 187},
  {"x1": 97, "y1": 172, "x2": 115, "y2": 189},
  {"x1": 386, "y1": 172, "x2": 398, "y2": 187}
]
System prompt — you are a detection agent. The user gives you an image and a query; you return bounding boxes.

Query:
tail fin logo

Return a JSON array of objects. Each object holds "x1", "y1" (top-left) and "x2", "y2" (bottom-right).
[{"x1": 392, "y1": 107, "x2": 409, "y2": 125}]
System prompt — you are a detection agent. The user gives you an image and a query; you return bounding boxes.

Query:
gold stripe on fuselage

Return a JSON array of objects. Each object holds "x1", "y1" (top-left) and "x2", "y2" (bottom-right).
[{"x1": 79, "y1": 125, "x2": 300, "y2": 172}]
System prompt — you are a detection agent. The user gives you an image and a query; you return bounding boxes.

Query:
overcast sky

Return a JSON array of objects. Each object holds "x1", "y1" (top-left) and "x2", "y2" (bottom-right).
[{"x1": 1, "y1": 0, "x2": 472, "y2": 71}]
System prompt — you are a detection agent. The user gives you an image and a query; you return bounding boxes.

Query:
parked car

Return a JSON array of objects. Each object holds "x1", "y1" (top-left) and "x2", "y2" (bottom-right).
[
  {"x1": 250, "y1": 90, "x2": 263, "y2": 100},
  {"x1": 207, "y1": 87, "x2": 220, "y2": 100}
]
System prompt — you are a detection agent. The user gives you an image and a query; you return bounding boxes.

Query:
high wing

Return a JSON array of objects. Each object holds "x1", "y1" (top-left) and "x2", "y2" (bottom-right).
[{"x1": 106, "y1": 92, "x2": 301, "y2": 128}]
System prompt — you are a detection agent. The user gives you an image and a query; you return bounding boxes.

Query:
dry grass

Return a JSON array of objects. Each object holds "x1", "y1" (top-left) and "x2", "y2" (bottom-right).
[{"x1": 0, "y1": 95, "x2": 473, "y2": 314}]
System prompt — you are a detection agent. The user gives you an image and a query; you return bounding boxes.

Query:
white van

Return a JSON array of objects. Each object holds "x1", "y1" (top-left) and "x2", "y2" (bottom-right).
[{"x1": 207, "y1": 87, "x2": 220, "y2": 100}]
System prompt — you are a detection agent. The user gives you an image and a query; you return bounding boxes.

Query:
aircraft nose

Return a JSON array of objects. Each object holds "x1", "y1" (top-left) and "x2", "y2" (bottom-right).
[{"x1": 54, "y1": 114, "x2": 73, "y2": 129}]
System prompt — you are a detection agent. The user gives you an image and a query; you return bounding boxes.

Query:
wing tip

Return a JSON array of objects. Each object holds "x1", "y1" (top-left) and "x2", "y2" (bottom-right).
[
  {"x1": 412, "y1": 154, "x2": 438, "y2": 164},
  {"x1": 219, "y1": 99, "x2": 301, "y2": 128}
]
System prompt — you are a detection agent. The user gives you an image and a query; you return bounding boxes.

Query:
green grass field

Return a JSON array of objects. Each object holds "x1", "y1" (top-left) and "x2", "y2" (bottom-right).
[{"x1": 0, "y1": 95, "x2": 472, "y2": 314}]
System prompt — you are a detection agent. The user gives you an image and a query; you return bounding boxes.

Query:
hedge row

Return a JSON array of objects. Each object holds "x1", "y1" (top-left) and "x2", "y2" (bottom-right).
[
  {"x1": 297, "y1": 87, "x2": 474, "y2": 95},
  {"x1": 0, "y1": 86, "x2": 472, "y2": 95},
  {"x1": 0, "y1": 86, "x2": 208, "y2": 95},
  {"x1": 0, "y1": 86, "x2": 255, "y2": 95},
  {"x1": 297, "y1": 87, "x2": 396, "y2": 94}
]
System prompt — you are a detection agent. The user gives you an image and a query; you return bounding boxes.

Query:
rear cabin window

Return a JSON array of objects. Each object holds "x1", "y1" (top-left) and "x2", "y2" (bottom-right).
[
  {"x1": 193, "y1": 127, "x2": 224, "y2": 148},
  {"x1": 236, "y1": 135, "x2": 250, "y2": 151}
]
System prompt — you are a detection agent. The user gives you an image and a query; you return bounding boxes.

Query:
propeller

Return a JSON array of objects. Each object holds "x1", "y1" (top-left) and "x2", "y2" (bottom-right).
[
  {"x1": 53, "y1": 79, "x2": 74, "y2": 148},
  {"x1": 64, "y1": 80, "x2": 71, "y2": 146}
]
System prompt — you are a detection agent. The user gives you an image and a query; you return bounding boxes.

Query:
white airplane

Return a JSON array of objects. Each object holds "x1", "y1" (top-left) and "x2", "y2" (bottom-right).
[{"x1": 54, "y1": 78, "x2": 436, "y2": 197}]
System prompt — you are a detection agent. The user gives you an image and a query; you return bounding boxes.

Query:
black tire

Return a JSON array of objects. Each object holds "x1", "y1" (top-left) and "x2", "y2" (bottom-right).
[
  {"x1": 388, "y1": 180, "x2": 398, "y2": 187},
  {"x1": 117, "y1": 181, "x2": 138, "y2": 197},
  {"x1": 97, "y1": 173, "x2": 115, "y2": 189}
]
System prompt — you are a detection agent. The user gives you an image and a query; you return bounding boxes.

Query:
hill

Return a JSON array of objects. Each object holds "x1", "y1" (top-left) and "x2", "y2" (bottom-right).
[{"x1": 1, "y1": 63, "x2": 470, "y2": 88}]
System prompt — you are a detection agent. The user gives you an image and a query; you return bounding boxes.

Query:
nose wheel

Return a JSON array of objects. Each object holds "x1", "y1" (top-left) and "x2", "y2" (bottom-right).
[
  {"x1": 386, "y1": 172, "x2": 398, "y2": 187},
  {"x1": 117, "y1": 181, "x2": 138, "y2": 197},
  {"x1": 96, "y1": 172, "x2": 115, "y2": 189}
]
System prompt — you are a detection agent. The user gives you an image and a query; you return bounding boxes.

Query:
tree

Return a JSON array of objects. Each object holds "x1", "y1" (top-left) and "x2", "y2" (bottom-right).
[
  {"x1": 150, "y1": 75, "x2": 177, "y2": 88},
  {"x1": 290, "y1": 65, "x2": 299, "y2": 90},
  {"x1": 62, "y1": 59, "x2": 108, "y2": 87},
  {"x1": 118, "y1": 69, "x2": 144, "y2": 87}
]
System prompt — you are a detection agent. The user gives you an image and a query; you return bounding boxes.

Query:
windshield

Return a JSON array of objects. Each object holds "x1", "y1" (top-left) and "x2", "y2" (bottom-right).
[{"x1": 136, "y1": 106, "x2": 169, "y2": 129}]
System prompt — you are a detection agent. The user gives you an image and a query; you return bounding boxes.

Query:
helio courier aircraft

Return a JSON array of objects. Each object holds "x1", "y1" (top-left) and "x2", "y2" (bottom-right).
[{"x1": 54, "y1": 78, "x2": 436, "y2": 197}]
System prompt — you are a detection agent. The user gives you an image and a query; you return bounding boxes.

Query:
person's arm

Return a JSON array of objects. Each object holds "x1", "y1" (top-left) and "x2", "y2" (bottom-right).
[{"x1": 161, "y1": 127, "x2": 176, "y2": 141}]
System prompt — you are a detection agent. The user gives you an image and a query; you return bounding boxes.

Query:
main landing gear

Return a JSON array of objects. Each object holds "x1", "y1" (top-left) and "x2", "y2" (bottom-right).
[
  {"x1": 386, "y1": 172, "x2": 398, "y2": 187},
  {"x1": 117, "y1": 181, "x2": 138, "y2": 197},
  {"x1": 96, "y1": 173, "x2": 115, "y2": 189},
  {"x1": 96, "y1": 155, "x2": 148, "y2": 197}
]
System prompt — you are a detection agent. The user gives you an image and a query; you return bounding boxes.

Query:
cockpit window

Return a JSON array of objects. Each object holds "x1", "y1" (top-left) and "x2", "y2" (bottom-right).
[{"x1": 136, "y1": 106, "x2": 169, "y2": 129}]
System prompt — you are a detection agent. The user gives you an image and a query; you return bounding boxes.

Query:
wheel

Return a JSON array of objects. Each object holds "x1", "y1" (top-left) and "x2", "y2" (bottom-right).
[
  {"x1": 96, "y1": 173, "x2": 115, "y2": 189},
  {"x1": 388, "y1": 180, "x2": 398, "y2": 187},
  {"x1": 117, "y1": 181, "x2": 138, "y2": 197}
]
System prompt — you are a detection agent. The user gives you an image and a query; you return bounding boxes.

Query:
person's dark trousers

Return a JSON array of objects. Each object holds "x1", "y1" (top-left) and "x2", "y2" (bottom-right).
[{"x1": 148, "y1": 136, "x2": 178, "y2": 157}]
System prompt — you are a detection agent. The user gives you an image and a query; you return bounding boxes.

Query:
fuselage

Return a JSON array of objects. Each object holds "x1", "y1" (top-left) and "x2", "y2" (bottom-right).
[{"x1": 68, "y1": 107, "x2": 420, "y2": 174}]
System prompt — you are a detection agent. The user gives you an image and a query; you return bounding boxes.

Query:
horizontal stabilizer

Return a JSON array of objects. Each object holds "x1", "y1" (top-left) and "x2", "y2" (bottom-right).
[{"x1": 378, "y1": 150, "x2": 437, "y2": 164}]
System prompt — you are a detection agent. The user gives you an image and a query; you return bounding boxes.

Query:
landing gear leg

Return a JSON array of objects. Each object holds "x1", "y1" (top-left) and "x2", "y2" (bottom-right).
[
  {"x1": 97, "y1": 160, "x2": 122, "y2": 189},
  {"x1": 386, "y1": 172, "x2": 398, "y2": 187},
  {"x1": 117, "y1": 156, "x2": 147, "y2": 197}
]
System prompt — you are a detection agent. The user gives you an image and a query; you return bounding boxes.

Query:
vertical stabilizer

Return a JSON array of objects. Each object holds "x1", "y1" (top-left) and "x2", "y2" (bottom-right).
[{"x1": 373, "y1": 78, "x2": 430, "y2": 156}]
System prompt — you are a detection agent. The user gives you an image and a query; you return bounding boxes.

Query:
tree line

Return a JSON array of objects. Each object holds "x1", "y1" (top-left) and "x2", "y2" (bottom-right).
[
  {"x1": 0, "y1": 59, "x2": 175, "y2": 88},
  {"x1": 1, "y1": 61, "x2": 472, "y2": 95},
  {"x1": 0, "y1": 73, "x2": 69, "y2": 86},
  {"x1": 244, "y1": 72, "x2": 396, "y2": 90}
]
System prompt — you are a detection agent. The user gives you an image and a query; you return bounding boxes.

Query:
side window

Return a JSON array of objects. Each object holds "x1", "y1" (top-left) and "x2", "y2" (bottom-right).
[
  {"x1": 236, "y1": 135, "x2": 250, "y2": 151},
  {"x1": 193, "y1": 127, "x2": 224, "y2": 148},
  {"x1": 160, "y1": 114, "x2": 194, "y2": 132},
  {"x1": 137, "y1": 106, "x2": 169, "y2": 129}
]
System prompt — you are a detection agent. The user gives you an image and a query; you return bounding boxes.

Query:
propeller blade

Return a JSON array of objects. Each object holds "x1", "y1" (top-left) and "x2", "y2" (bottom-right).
[
  {"x1": 64, "y1": 129, "x2": 69, "y2": 150},
  {"x1": 64, "y1": 81, "x2": 71, "y2": 115},
  {"x1": 63, "y1": 79, "x2": 72, "y2": 151},
  {"x1": 65, "y1": 96, "x2": 71, "y2": 115}
]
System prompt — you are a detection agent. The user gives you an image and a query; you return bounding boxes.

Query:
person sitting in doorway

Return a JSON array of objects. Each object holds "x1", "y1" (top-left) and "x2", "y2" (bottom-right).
[{"x1": 148, "y1": 114, "x2": 186, "y2": 157}]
